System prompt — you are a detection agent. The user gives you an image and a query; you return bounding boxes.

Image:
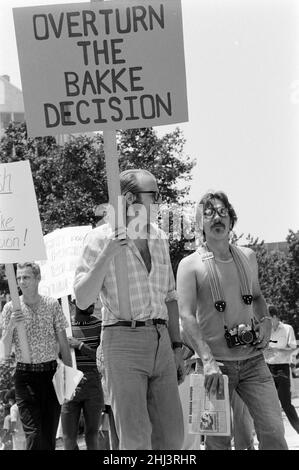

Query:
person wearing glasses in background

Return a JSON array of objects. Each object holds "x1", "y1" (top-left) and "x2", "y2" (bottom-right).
[
  {"x1": 74, "y1": 169, "x2": 184, "y2": 450},
  {"x1": 177, "y1": 191, "x2": 288, "y2": 450}
]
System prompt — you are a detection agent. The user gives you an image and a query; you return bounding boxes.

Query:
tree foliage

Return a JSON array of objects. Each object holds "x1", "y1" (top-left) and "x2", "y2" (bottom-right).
[
  {"x1": 243, "y1": 232, "x2": 299, "y2": 336},
  {"x1": 0, "y1": 123, "x2": 194, "y2": 234},
  {"x1": 0, "y1": 357, "x2": 15, "y2": 393}
]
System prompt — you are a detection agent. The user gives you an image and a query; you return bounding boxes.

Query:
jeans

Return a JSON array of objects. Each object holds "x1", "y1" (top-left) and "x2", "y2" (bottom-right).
[
  {"x1": 61, "y1": 370, "x2": 104, "y2": 450},
  {"x1": 268, "y1": 363, "x2": 299, "y2": 433},
  {"x1": 97, "y1": 324, "x2": 184, "y2": 450},
  {"x1": 231, "y1": 391, "x2": 255, "y2": 450},
  {"x1": 205, "y1": 354, "x2": 288, "y2": 450},
  {"x1": 15, "y1": 368, "x2": 60, "y2": 450}
]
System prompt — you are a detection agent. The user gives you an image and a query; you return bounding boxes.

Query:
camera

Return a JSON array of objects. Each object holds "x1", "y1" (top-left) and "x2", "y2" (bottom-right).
[{"x1": 224, "y1": 319, "x2": 257, "y2": 348}]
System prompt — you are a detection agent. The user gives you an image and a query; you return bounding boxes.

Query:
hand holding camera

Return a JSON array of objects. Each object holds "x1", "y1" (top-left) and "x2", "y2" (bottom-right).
[
  {"x1": 224, "y1": 317, "x2": 272, "y2": 350},
  {"x1": 224, "y1": 319, "x2": 258, "y2": 348},
  {"x1": 253, "y1": 318, "x2": 272, "y2": 350}
]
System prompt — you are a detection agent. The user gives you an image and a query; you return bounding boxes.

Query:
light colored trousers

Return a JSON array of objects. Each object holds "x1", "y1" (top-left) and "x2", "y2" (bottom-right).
[
  {"x1": 97, "y1": 324, "x2": 184, "y2": 450},
  {"x1": 205, "y1": 354, "x2": 288, "y2": 450},
  {"x1": 179, "y1": 373, "x2": 202, "y2": 450},
  {"x1": 12, "y1": 435, "x2": 26, "y2": 450}
]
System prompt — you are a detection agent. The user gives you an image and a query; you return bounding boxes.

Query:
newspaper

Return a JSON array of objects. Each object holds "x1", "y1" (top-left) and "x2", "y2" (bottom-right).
[
  {"x1": 52, "y1": 359, "x2": 83, "y2": 405},
  {"x1": 189, "y1": 373, "x2": 231, "y2": 436}
]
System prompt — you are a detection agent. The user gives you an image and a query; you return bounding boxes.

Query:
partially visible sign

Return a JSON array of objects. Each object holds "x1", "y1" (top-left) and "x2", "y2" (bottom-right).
[
  {"x1": 37, "y1": 225, "x2": 92, "y2": 299},
  {"x1": 13, "y1": 0, "x2": 188, "y2": 137},
  {"x1": 0, "y1": 161, "x2": 46, "y2": 263}
]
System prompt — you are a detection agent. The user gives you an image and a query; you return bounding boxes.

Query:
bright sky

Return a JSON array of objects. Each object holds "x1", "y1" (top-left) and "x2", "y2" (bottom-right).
[{"x1": 1, "y1": 0, "x2": 298, "y2": 242}]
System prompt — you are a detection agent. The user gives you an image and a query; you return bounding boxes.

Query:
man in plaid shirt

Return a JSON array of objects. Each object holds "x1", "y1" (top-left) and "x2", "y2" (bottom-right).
[{"x1": 74, "y1": 169, "x2": 184, "y2": 450}]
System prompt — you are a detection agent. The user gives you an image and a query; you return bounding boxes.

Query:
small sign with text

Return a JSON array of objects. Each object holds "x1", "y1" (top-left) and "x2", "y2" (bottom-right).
[{"x1": 0, "y1": 160, "x2": 46, "y2": 263}]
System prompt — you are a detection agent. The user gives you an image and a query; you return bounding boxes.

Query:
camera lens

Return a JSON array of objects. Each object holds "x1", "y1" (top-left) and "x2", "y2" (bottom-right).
[{"x1": 239, "y1": 330, "x2": 253, "y2": 344}]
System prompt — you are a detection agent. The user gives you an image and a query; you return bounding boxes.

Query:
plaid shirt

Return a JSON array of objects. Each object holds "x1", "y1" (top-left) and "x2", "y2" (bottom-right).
[{"x1": 74, "y1": 224, "x2": 177, "y2": 326}]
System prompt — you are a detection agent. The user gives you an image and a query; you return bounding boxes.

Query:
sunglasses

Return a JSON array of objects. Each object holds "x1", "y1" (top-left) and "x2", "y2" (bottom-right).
[
  {"x1": 134, "y1": 191, "x2": 161, "y2": 203},
  {"x1": 203, "y1": 206, "x2": 229, "y2": 219}
]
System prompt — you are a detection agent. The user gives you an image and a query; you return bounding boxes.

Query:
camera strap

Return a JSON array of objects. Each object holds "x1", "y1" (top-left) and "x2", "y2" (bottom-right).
[
  {"x1": 230, "y1": 245, "x2": 253, "y2": 306},
  {"x1": 197, "y1": 244, "x2": 253, "y2": 313}
]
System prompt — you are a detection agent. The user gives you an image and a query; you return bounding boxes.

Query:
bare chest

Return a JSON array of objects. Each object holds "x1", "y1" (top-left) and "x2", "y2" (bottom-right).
[{"x1": 133, "y1": 239, "x2": 152, "y2": 273}]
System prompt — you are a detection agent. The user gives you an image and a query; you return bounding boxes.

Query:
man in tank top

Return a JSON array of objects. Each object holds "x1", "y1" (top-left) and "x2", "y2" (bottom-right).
[{"x1": 177, "y1": 191, "x2": 288, "y2": 450}]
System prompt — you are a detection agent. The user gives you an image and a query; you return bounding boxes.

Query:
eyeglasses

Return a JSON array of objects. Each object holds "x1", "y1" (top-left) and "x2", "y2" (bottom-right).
[
  {"x1": 134, "y1": 191, "x2": 161, "y2": 203},
  {"x1": 203, "y1": 206, "x2": 229, "y2": 219}
]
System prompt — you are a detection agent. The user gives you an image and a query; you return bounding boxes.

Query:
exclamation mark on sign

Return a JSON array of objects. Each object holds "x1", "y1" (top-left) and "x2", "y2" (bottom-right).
[{"x1": 24, "y1": 228, "x2": 28, "y2": 246}]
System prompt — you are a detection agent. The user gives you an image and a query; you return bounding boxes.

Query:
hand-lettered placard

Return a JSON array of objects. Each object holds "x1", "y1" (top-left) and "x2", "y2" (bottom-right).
[
  {"x1": 13, "y1": 0, "x2": 188, "y2": 137},
  {"x1": 0, "y1": 160, "x2": 46, "y2": 263},
  {"x1": 37, "y1": 225, "x2": 92, "y2": 299}
]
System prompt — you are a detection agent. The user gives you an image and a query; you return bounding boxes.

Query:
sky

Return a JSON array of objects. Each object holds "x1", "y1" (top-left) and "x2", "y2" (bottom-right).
[{"x1": 0, "y1": 0, "x2": 299, "y2": 243}]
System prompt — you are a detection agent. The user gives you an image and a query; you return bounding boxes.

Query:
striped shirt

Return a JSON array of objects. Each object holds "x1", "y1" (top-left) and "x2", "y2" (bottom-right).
[
  {"x1": 74, "y1": 224, "x2": 177, "y2": 326},
  {"x1": 71, "y1": 316, "x2": 102, "y2": 372}
]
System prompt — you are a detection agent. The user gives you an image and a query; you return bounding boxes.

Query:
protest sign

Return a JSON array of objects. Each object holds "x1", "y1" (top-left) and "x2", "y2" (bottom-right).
[
  {"x1": 13, "y1": 0, "x2": 188, "y2": 137},
  {"x1": 37, "y1": 225, "x2": 92, "y2": 367},
  {"x1": 37, "y1": 225, "x2": 92, "y2": 299},
  {"x1": 0, "y1": 160, "x2": 46, "y2": 263},
  {"x1": 0, "y1": 160, "x2": 46, "y2": 362}
]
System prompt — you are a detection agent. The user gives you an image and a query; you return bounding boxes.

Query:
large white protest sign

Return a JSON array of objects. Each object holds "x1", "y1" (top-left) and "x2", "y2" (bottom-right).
[
  {"x1": 37, "y1": 225, "x2": 92, "y2": 299},
  {"x1": 0, "y1": 160, "x2": 46, "y2": 263},
  {"x1": 13, "y1": 0, "x2": 188, "y2": 137}
]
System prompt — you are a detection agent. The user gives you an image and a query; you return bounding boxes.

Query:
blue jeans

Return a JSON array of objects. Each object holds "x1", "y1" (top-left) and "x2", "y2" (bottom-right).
[
  {"x1": 15, "y1": 368, "x2": 60, "y2": 450},
  {"x1": 205, "y1": 354, "x2": 288, "y2": 450},
  {"x1": 97, "y1": 324, "x2": 184, "y2": 450},
  {"x1": 231, "y1": 391, "x2": 255, "y2": 450},
  {"x1": 61, "y1": 371, "x2": 104, "y2": 450}
]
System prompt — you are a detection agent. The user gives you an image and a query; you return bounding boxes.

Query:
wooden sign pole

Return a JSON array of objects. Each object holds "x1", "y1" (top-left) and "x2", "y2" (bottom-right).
[
  {"x1": 103, "y1": 130, "x2": 131, "y2": 319},
  {"x1": 61, "y1": 296, "x2": 77, "y2": 367},
  {"x1": 5, "y1": 264, "x2": 31, "y2": 362},
  {"x1": 92, "y1": 0, "x2": 131, "y2": 319}
]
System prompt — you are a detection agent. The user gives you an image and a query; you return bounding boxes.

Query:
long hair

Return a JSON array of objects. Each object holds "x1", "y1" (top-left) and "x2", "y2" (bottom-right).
[{"x1": 196, "y1": 191, "x2": 238, "y2": 241}]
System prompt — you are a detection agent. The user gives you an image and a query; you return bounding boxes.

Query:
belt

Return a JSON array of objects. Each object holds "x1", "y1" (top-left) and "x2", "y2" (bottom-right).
[
  {"x1": 16, "y1": 360, "x2": 57, "y2": 372},
  {"x1": 268, "y1": 363, "x2": 289, "y2": 369},
  {"x1": 104, "y1": 319, "x2": 167, "y2": 328}
]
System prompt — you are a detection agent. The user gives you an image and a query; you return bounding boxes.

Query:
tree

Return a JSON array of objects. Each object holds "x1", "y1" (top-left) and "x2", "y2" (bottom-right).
[
  {"x1": 285, "y1": 230, "x2": 299, "y2": 331},
  {"x1": 0, "y1": 265, "x2": 7, "y2": 294},
  {"x1": 0, "y1": 357, "x2": 16, "y2": 394},
  {"x1": 243, "y1": 233, "x2": 299, "y2": 336}
]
